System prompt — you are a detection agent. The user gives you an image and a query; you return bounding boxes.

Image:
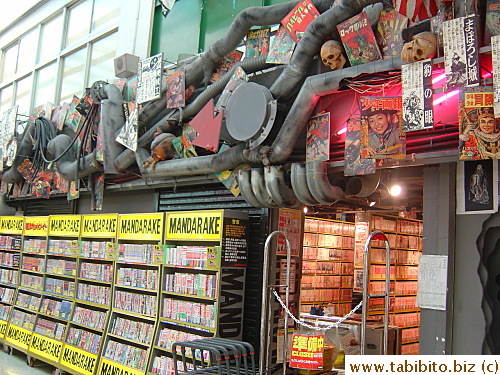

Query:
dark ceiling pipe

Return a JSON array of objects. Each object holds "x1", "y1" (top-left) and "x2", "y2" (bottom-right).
[
  {"x1": 2, "y1": 122, "x2": 35, "y2": 184},
  {"x1": 48, "y1": 134, "x2": 102, "y2": 181},
  {"x1": 270, "y1": 0, "x2": 381, "y2": 102},
  {"x1": 291, "y1": 163, "x2": 321, "y2": 206},
  {"x1": 238, "y1": 169, "x2": 266, "y2": 208},
  {"x1": 345, "y1": 170, "x2": 381, "y2": 197},
  {"x1": 264, "y1": 165, "x2": 302, "y2": 208},
  {"x1": 306, "y1": 161, "x2": 345, "y2": 204},
  {"x1": 251, "y1": 168, "x2": 278, "y2": 207},
  {"x1": 0, "y1": 195, "x2": 16, "y2": 216}
]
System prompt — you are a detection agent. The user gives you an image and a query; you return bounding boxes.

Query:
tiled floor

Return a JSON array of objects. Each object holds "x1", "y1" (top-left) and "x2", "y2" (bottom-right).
[{"x1": 0, "y1": 347, "x2": 55, "y2": 375}]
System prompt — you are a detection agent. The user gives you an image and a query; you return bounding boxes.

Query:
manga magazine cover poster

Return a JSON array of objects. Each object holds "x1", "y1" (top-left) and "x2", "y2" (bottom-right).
[
  {"x1": 458, "y1": 88, "x2": 500, "y2": 160},
  {"x1": 376, "y1": 9, "x2": 408, "y2": 59},
  {"x1": 116, "y1": 102, "x2": 138, "y2": 152},
  {"x1": 210, "y1": 51, "x2": 243, "y2": 83},
  {"x1": 244, "y1": 27, "x2": 270, "y2": 59},
  {"x1": 486, "y1": 0, "x2": 500, "y2": 41},
  {"x1": 266, "y1": 26, "x2": 296, "y2": 64},
  {"x1": 337, "y1": 11, "x2": 382, "y2": 67},
  {"x1": 64, "y1": 96, "x2": 82, "y2": 132},
  {"x1": 136, "y1": 53, "x2": 163, "y2": 104},
  {"x1": 344, "y1": 117, "x2": 376, "y2": 176},
  {"x1": 306, "y1": 112, "x2": 330, "y2": 162},
  {"x1": 359, "y1": 96, "x2": 406, "y2": 159},
  {"x1": 281, "y1": 0, "x2": 320, "y2": 43},
  {"x1": 166, "y1": 68, "x2": 185, "y2": 109}
]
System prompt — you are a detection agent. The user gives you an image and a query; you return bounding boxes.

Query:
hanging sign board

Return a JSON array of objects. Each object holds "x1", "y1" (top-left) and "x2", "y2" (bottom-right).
[
  {"x1": 118, "y1": 213, "x2": 164, "y2": 241},
  {"x1": 0, "y1": 319, "x2": 7, "y2": 338},
  {"x1": 49, "y1": 215, "x2": 81, "y2": 237},
  {"x1": 5, "y1": 324, "x2": 32, "y2": 350},
  {"x1": 81, "y1": 214, "x2": 118, "y2": 237},
  {"x1": 165, "y1": 210, "x2": 222, "y2": 241},
  {"x1": 24, "y1": 216, "x2": 49, "y2": 236},
  {"x1": 402, "y1": 59, "x2": 433, "y2": 132},
  {"x1": 0, "y1": 216, "x2": 23, "y2": 234},
  {"x1": 29, "y1": 333, "x2": 63, "y2": 362},
  {"x1": 289, "y1": 333, "x2": 325, "y2": 370},
  {"x1": 60, "y1": 344, "x2": 98, "y2": 375},
  {"x1": 98, "y1": 358, "x2": 144, "y2": 375}
]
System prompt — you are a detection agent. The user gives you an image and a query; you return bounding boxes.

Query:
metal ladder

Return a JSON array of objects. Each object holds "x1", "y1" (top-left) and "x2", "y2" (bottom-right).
[{"x1": 361, "y1": 231, "x2": 392, "y2": 355}]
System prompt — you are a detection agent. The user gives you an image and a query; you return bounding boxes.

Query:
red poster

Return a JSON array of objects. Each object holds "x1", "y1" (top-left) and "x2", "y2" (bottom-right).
[
  {"x1": 289, "y1": 334, "x2": 325, "y2": 370},
  {"x1": 277, "y1": 208, "x2": 301, "y2": 256},
  {"x1": 281, "y1": 0, "x2": 320, "y2": 42}
]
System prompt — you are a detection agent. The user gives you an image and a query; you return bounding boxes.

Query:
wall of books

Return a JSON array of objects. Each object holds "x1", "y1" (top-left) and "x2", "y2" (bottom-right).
[
  {"x1": 0, "y1": 209, "x2": 248, "y2": 375},
  {"x1": 300, "y1": 213, "x2": 423, "y2": 355}
]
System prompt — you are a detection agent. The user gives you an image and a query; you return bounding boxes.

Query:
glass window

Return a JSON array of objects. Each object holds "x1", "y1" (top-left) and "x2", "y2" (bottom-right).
[
  {"x1": 91, "y1": 0, "x2": 120, "y2": 32},
  {"x1": 60, "y1": 48, "x2": 87, "y2": 103},
  {"x1": 0, "y1": 84, "x2": 14, "y2": 115},
  {"x1": 33, "y1": 63, "x2": 58, "y2": 108},
  {"x1": 15, "y1": 75, "x2": 34, "y2": 116},
  {"x1": 2, "y1": 45, "x2": 19, "y2": 82},
  {"x1": 17, "y1": 30, "x2": 38, "y2": 74},
  {"x1": 87, "y1": 33, "x2": 117, "y2": 86},
  {"x1": 65, "y1": 0, "x2": 92, "y2": 48},
  {"x1": 38, "y1": 13, "x2": 64, "y2": 64}
]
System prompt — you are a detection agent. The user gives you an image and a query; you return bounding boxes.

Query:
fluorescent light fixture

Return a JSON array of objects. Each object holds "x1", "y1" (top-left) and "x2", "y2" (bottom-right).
[
  {"x1": 432, "y1": 73, "x2": 447, "y2": 84},
  {"x1": 337, "y1": 127, "x2": 347, "y2": 135},
  {"x1": 433, "y1": 89, "x2": 460, "y2": 106},
  {"x1": 303, "y1": 206, "x2": 308, "y2": 214}
]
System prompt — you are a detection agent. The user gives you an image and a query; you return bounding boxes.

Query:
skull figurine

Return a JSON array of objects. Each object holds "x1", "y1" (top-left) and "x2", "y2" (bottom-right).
[
  {"x1": 320, "y1": 40, "x2": 346, "y2": 70},
  {"x1": 401, "y1": 32, "x2": 438, "y2": 63}
]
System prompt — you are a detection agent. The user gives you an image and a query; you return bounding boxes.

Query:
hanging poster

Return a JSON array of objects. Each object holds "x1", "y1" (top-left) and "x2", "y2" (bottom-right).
[
  {"x1": 277, "y1": 208, "x2": 301, "y2": 256},
  {"x1": 344, "y1": 117, "x2": 376, "y2": 176},
  {"x1": 306, "y1": 112, "x2": 330, "y2": 162},
  {"x1": 266, "y1": 26, "x2": 296, "y2": 64},
  {"x1": 166, "y1": 68, "x2": 185, "y2": 109},
  {"x1": 278, "y1": 258, "x2": 297, "y2": 294},
  {"x1": 289, "y1": 333, "x2": 325, "y2": 370},
  {"x1": 64, "y1": 96, "x2": 82, "y2": 132},
  {"x1": 457, "y1": 159, "x2": 498, "y2": 215},
  {"x1": 417, "y1": 255, "x2": 448, "y2": 310},
  {"x1": 376, "y1": 9, "x2": 408, "y2": 59},
  {"x1": 491, "y1": 35, "x2": 500, "y2": 118},
  {"x1": 210, "y1": 50, "x2": 243, "y2": 83},
  {"x1": 244, "y1": 27, "x2": 270, "y2": 59},
  {"x1": 458, "y1": 88, "x2": 499, "y2": 160},
  {"x1": 136, "y1": 53, "x2": 163, "y2": 104},
  {"x1": 443, "y1": 15, "x2": 480, "y2": 90},
  {"x1": 401, "y1": 59, "x2": 433, "y2": 132},
  {"x1": 116, "y1": 103, "x2": 138, "y2": 152},
  {"x1": 359, "y1": 96, "x2": 406, "y2": 159},
  {"x1": 281, "y1": 0, "x2": 320, "y2": 42}
]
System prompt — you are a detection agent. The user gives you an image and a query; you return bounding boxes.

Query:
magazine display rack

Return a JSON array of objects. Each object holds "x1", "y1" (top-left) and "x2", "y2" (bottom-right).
[
  {"x1": 97, "y1": 213, "x2": 164, "y2": 375},
  {"x1": 59, "y1": 214, "x2": 118, "y2": 375},
  {"x1": 0, "y1": 216, "x2": 24, "y2": 348},
  {"x1": 148, "y1": 209, "x2": 249, "y2": 375},
  {"x1": 300, "y1": 217, "x2": 355, "y2": 316}
]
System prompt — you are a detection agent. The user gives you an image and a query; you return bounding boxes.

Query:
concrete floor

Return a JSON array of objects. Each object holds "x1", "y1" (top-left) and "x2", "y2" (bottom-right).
[{"x1": 0, "y1": 347, "x2": 55, "y2": 375}]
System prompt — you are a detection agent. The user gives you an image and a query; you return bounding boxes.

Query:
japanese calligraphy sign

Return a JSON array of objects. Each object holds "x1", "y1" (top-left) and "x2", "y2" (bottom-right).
[
  {"x1": 289, "y1": 333, "x2": 325, "y2": 370},
  {"x1": 136, "y1": 53, "x2": 163, "y2": 104},
  {"x1": 402, "y1": 59, "x2": 434, "y2": 132},
  {"x1": 443, "y1": 15, "x2": 480, "y2": 90},
  {"x1": 491, "y1": 35, "x2": 500, "y2": 118}
]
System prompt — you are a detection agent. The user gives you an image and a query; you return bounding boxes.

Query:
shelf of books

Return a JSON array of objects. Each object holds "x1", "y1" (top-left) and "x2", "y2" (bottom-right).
[
  {"x1": 97, "y1": 213, "x2": 164, "y2": 375},
  {"x1": 0, "y1": 216, "x2": 23, "y2": 347},
  {"x1": 22, "y1": 215, "x2": 80, "y2": 367},
  {"x1": 58, "y1": 214, "x2": 118, "y2": 375},
  {"x1": 365, "y1": 213, "x2": 423, "y2": 355},
  {"x1": 148, "y1": 209, "x2": 248, "y2": 375},
  {"x1": 300, "y1": 217, "x2": 355, "y2": 317}
]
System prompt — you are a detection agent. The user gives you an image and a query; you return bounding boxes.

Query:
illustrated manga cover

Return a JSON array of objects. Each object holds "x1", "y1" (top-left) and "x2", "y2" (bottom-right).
[
  {"x1": 281, "y1": 0, "x2": 320, "y2": 43},
  {"x1": 337, "y1": 11, "x2": 382, "y2": 66},
  {"x1": 306, "y1": 112, "x2": 330, "y2": 162},
  {"x1": 64, "y1": 96, "x2": 82, "y2": 132},
  {"x1": 401, "y1": 59, "x2": 433, "y2": 132},
  {"x1": 376, "y1": 9, "x2": 408, "y2": 59},
  {"x1": 126, "y1": 76, "x2": 138, "y2": 103},
  {"x1": 32, "y1": 171, "x2": 53, "y2": 199},
  {"x1": 486, "y1": 0, "x2": 500, "y2": 41},
  {"x1": 344, "y1": 117, "x2": 376, "y2": 176},
  {"x1": 136, "y1": 53, "x2": 163, "y2": 104},
  {"x1": 266, "y1": 26, "x2": 296, "y2": 64},
  {"x1": 210, "y1": 50, "x2": 243, "y2": 83},
  {"x1": 53, "y1": 170, "x2": 69, "y2": 193},
  {"x1": 458, "y1": 88, "x2": 499, "y2": 160},
  {"x1": 91, "y1": 173, "x2": 105, "y2": 211},
  {"x1": 68, "y1": 180, "x2": 80, "y2": 200},
  {"x1": 443, "y1": 15, "x2": 479, "y2": 90},
  {"x1": 172, "y1": 135, "x2": 197, "y2": 158},
  {"x1": 30, "y1": 102, "x2": 53, "y2": 121},
  {"x1": 244, "y1": 27, "x2": 270, "y2": 59},
  {"x1": 359, "y1": 96, "x2": 406, "y2": 159},
  {"x1": 166, "y1": 68, "x2": 185, "y2": 109},
  {"x1": 116, "y1": 102, "x2": 138, "y2": 152},
  {"x1": 0, "y1": 105, "x2": 18, "y2": 160},
  {"x1": 215, "y1": 67, "x2": 248, "y2": 112},
  {"x1": 17, "y1": 158, "x2": 35, "y2": 182}
]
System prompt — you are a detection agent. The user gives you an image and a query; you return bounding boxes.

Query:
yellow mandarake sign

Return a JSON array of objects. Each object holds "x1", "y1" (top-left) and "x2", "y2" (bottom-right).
[
  {"x1": 166, "y1": 211, "x2": 222, "y2": 240},
  {"x1": 118, "y1": 213, "x2": 164, "y2": 241},
  {"x1": 29, "y1": 333, "x2": 63, "y2": 362},
  {"x1": 0, "y1": 216, "x2": 23, "y2": 234},
  {"x1": 24, "y1": 216, "x2": 49, "y2": 236},
  {"x1": 5, "y1": 325, "x2": 32, "y2": 350},
  {"x1": 60, "y1": 345, "x2": 98, "y2": 375},
  {"x1": 81, "y1": 214, "x2": 118, "y2": 237},
  {"x1": 49, "y1": 215, "x2": 81, "y2": 236},
  {"x1": 98, "y1": 358, "x2": 145, "y2": 375}
]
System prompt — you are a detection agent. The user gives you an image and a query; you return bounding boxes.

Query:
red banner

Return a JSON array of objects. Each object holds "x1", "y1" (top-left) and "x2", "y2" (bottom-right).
[{"x1": 289, "y1": 333, "x2": 325, "y2": 370}]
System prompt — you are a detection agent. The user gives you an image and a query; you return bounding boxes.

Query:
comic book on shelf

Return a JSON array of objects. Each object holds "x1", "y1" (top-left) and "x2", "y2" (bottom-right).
[{"x1": 337, "y1": 11, "x2": 382, "y2": 66}]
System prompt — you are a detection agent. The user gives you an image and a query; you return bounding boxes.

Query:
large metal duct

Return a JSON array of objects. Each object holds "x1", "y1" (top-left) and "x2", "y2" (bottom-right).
[
  {"x1": 290, "y1": 163, "x2": 321, "y2": 206},
  {"x1": 306, "y1": 161, "x2": 346, "y2": 205},
  {"x1": 238, "y1": 169, "x2": 266, "y2": 208},
  {"x1": 0, "y1": 195, "x2": 16, "y2": 215},
  {"x1": 264, "y1": 165, "x2": 301, "y2": 208},
  {"x1": 345, "y1": 170, "x2": 381, "y2": 197},
  {"x1": 2, "y1": 123, "x2": 35, "y2": 183}
]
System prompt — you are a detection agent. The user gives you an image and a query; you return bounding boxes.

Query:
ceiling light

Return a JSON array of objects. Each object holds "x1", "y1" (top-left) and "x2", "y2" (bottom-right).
[
  {"x1": 303, "y1": 206, "x2": 308, "y2": 214},
  {"x1": 389, "y1": 184, "x2": 402, "y2": 197},
  {"x1": 369, "y1": 200, "x2": 376, "y2": 207}
]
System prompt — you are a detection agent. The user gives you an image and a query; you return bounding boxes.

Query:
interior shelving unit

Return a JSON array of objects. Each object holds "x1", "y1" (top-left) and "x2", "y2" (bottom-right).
[
  {"x1": 148, "y1": 209, "x2": 249, "y2": 375},
  {"x1": 300, "y1": 217, "x2": 355, "y2": 317},
  {"x1": 97, "y1": 213, "x2": 164, "y2": 375},
  {"x1": 0, "y1": 216, "x2": 24, "y2": 347},
  {"x1": 59, "y1": 214, "x2": 118, "y2": 375},
  {"x1": 364, "y1": 213, "x2": 423, "y2": 355}
]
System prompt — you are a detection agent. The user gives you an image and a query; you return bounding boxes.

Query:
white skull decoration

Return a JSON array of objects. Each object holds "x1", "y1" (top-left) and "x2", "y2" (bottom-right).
[
  {"x1": 320, "y1": 40, "x2": 346, "y2": 70},
  {"x1": 401, "y1": 31, "x2": 438, "y2": 63}
]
